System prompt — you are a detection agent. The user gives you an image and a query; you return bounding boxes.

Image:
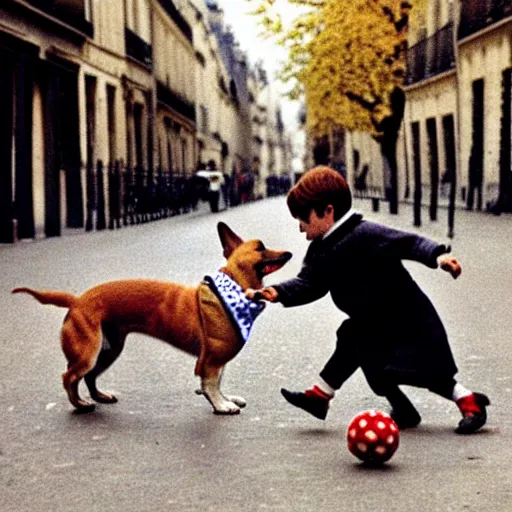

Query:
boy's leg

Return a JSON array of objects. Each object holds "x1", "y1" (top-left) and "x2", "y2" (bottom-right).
[
  {"x1": 384, "y1": 387, "x2": 422, "y2": 429},
  {"x1": 429, "y1": 380, "x2": 490, "y2": 434},
  {"x1": 281, "y1": 321, "x2": 359, "y2": 420},
  {"x1": 362, "y1": 366, "x2": 422, "y2": 429},
  {"x1": 280, "y1": 379, "x2": 335, "y2": 420}
]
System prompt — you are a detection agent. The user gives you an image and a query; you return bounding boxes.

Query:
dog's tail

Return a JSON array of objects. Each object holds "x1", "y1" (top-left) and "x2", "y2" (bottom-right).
[{"x1": 11, "y1": 287, "x2": 77, "y2": 309}]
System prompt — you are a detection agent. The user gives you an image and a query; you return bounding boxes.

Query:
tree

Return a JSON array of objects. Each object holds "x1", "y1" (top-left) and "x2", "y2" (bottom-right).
[{"x1": 248, "y1": 0, "x2": 424, "y2": 214}]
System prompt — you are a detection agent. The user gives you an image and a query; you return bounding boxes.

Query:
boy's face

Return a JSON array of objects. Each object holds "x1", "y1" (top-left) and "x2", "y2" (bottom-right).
[{"x1": 297, "y1": 206, "x2": 335, "y2": 241}]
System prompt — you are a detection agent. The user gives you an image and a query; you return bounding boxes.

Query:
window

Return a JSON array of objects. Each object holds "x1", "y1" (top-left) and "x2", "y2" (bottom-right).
[
  {"x1": 133, "y1": 103, "x2": 144, "y2": 169},
  {"x1": 181, "y1": 139, "x2": 187, "y2": 174},
  {"x1": 85, "y1": 75, "x2": 97, "y2": 168},
  {"x1": 107, "y1": 85, "x2": 116, "y2": 164},
  {"x1": 200, "y1": 105, "x2": 209, "y2": 134}
]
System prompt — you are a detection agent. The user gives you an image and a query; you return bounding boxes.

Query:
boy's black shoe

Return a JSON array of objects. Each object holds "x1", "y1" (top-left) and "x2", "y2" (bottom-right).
[
  {"x1": 455, "y1": 392, "x2": 490, "y2": 435},
  {"x1": 386, "y1": 387, "x2": 421, "y2": 429},
  {"x1": 281, "y1": 388, "x2": 330, "y2": 420},
  {"x1": 390, "y1": 408, "x2": 422, "y2": 429}
]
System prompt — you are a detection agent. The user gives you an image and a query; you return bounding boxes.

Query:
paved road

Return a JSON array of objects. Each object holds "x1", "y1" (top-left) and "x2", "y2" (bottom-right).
[{"x1": 1, "y1": 198, "x2": 511, "y2": 512}]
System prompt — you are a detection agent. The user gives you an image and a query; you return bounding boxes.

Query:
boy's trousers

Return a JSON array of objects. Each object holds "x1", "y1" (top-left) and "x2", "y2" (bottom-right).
[{"x1": 319, "y1": 318, "x2": 457, "y2": 399}]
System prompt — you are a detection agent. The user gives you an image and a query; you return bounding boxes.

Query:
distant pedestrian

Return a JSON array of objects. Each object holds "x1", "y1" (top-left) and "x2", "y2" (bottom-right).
[
  {"x1": 238, "y1": 171, "x2": 248, "y2": 204},
  {"x1": 246, "y1": 165, "x2": 490, "y2": 434},
  {"x1": 222, "y1": 172, "x2": 231, "y2": 207},
  {"x1": 197, "y1": 162, "x2": 224, "y2": 213}
]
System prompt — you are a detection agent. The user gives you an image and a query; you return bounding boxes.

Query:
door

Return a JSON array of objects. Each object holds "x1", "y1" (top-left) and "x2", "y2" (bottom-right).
[
  {"x1": 411, "y1": 121, "x2": 421, "y2": 226},
  {"x1": 44, "y1": 57, "x2": 82, "y2": 236},
  {"x1": 499, "y1": 68, "x2": 512, "y2": 211},
  {"x1": 0, "y1": 47, "x2": 15, "y2": 242},
  {"x1": 442, "y1": 114, "x2": 456, "y2": 237},
  {"x1": 426, "y1": 117, "x2": 439, "y2": 221},
  {"x1": 0, "y1": 36, "x2": 37, "y2": 242},
  {"x1": 468, "y1": 79, "x2": 484, "y2": 210}
]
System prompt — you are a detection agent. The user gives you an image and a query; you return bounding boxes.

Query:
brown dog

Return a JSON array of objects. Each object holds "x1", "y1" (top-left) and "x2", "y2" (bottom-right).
[{"x1": 12, "y1": 222, "x2": 292, "y2": 414}]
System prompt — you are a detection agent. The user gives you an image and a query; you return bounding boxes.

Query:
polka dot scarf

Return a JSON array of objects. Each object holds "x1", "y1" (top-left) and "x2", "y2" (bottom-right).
[{"x1": 205, "y1": 272, "x2": 265, "y2": 343}]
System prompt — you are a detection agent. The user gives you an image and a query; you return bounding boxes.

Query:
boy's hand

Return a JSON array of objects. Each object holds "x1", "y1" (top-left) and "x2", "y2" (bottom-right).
[
  {"x1": 437, "y1": 254, "x2": 461, "y2": 279},
  {"x1": 245, "y1": 287, "x2": 279, "y2": 302}
]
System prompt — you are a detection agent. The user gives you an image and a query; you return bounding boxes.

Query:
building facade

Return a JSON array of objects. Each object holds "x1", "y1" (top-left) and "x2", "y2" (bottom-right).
[
  {"x1": 344, "y1": 0, "x2": 512, "y2": 220},
  {"x1": 0, "y1": 0, "x2": 293, "y2": 243},
  {"x1": 249, "y1": 67, "x2": 294, "y2": 199}
]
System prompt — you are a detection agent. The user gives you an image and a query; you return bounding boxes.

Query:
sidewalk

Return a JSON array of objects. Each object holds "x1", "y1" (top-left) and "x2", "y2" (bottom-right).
[
  {"x1": 1, "y1": 196, "x2": 236, "y2": 247},
  {"x1": 353, "y1": 197, "x2": 512, "y2": 251}
]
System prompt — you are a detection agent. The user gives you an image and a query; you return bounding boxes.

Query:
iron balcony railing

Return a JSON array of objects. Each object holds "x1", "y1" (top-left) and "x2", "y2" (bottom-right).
[
  {"x1": 157, "y1": 81, "x2": 196, "y2": 123},
  {"x1": 459, "y1": 0, "x2": 512, "y2": 40},
  {"x1": 157, "y1": 0, "x2": 193, "y2": 43},
  {"x1": 24, "y1": 0, "x2": 93, "y2": 37},
  {"x1": 406, "y1": 23, "x2": 455, "y2": 85},
  {"x1": 125, "y1": 28, "x2": 152, "y2": 68}
]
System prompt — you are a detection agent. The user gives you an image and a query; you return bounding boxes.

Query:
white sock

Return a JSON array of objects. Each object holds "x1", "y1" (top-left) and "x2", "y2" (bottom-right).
[
  {"x1": 452, "y1": 383, "x2": 473, "y2": 402},
  {"x1": 316, "y1": 377, "x2": 336, "y2": 398}
]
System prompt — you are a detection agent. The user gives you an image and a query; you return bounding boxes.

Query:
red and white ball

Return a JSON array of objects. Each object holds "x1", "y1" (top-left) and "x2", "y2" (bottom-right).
[{"x1": 346, "y1": 410, "x2": 399, "y2": 464}]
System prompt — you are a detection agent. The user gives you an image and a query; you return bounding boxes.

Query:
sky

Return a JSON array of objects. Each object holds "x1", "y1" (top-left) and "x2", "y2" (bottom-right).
[
  {"x1": 215, "y1": 0, "x2": 288, "y2": 77},
  {"x1": 215, "y1": 0, "x2": 302, "y2": 133}
]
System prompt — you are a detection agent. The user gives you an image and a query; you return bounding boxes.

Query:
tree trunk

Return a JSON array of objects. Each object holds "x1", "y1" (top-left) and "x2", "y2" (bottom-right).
[
  {"x1": 374, "y1": 87, "x2": 405, "y2": 215},
  {"x1": 380, "y1": 139, "x2": 399, "y2": 214}
]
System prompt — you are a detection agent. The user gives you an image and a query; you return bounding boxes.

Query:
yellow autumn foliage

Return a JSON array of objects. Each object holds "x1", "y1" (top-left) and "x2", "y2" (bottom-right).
[{"x1": 247, "y1": 0, "x2": 426, "y2": 139}]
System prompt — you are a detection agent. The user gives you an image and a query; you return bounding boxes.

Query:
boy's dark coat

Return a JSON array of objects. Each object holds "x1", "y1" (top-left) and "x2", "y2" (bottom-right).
[{"x1": 274, "y1": 214, "x2": 458, "y2": 389}]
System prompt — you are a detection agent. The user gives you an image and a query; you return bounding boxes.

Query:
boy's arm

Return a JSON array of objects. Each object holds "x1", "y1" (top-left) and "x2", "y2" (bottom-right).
[
  {"x1": 272, "y1": 272, "x2": 329, "y2": 307},
  {"x1": 246, "y1": 287, "x2": 279, "y2": 302},
  {"x1": 247, "y1": 242, "x2": 329, "y2": 306},
  {"x1": 371, "y1": 223, "x2": 452, "y2": 269},
  {"x1": 437, "y1": 253, "x2": 462, "y2": 279}
]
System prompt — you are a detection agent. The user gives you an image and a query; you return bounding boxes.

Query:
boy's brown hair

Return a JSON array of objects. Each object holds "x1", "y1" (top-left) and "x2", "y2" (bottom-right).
[{"x1": 286, "y1": 166, "x2": 352, "y2": 221}]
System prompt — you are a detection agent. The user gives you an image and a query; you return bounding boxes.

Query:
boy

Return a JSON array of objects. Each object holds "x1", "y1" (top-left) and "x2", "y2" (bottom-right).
[{"x1": 247, "y1": 166, "x2": 489, "y2": 434}]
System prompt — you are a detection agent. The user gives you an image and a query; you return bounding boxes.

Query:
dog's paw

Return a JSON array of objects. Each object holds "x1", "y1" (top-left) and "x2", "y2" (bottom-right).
[
  {"x1": 213, "y1": 401, "x2": 241, "y2": 415},
  {"x1": 91, "y1": 391, "x2": 118, "y2": 404},
  {"x1": 224, "y1": 395, "x2": 246, "y2": 408},
  {"x1": 73, "y1": 403, "x2": 96, "y2": 414}
]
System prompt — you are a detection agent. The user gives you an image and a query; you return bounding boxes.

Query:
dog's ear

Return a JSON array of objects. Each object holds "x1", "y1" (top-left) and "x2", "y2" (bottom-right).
[{"x1": 217, "y1": 222, "x2": 244, "y2": 259}]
